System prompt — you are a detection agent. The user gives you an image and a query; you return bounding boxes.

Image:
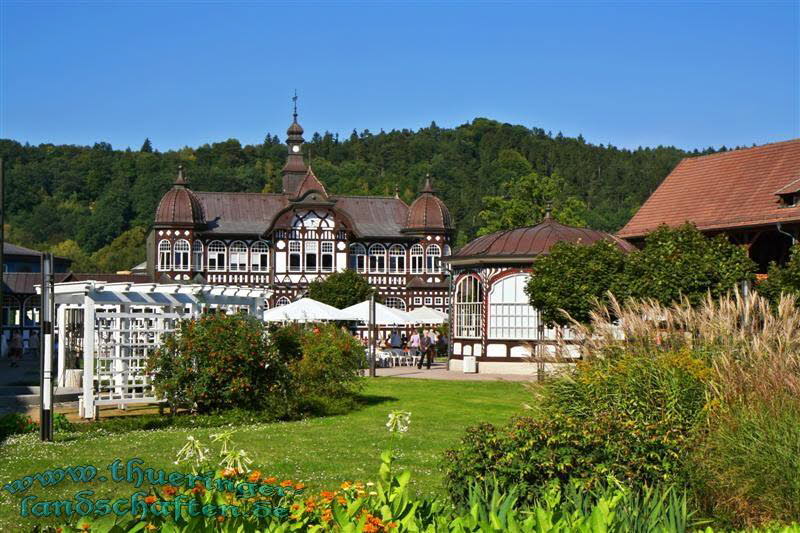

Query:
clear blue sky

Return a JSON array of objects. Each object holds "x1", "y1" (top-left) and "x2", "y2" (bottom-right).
[{"x1": 1, "y1": 1, "x2": 797, "y2": 152}]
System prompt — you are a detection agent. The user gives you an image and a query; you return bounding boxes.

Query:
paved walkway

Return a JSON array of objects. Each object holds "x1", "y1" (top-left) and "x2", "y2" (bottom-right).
[{"x1": 369, "y1": 362, "x2": 535, "y2": 382}]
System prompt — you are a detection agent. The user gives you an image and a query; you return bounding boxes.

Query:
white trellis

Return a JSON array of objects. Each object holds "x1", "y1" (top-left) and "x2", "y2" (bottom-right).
[{"x1": 48, "y1": 282, "x2": 270, "y2": 419}]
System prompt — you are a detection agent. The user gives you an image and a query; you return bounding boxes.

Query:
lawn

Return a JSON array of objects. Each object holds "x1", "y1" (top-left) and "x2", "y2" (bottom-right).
[{"x1": 0, "y1": 378, "x2": 529, "y2": 529}]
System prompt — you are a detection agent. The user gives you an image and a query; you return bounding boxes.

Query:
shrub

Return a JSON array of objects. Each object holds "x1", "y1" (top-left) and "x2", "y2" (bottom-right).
[
  {"x1": 0, "y1": 413, "x2": 37, "y2": 441},
  {"x1": 306, "y1": 269, "x2": 375, "y2": 309},
  {"x1": 147, "y1": 312, "x2": 294, "y2": 414},
  {"x1": 443, "y1": 348, "x2": 709, "y2": 506},
  {"x1": 291, "y1": 323, "x2": 365, "y2": 401},
  {"x1": 758, "y1": 243, "x2": 800, "y2": 306}
]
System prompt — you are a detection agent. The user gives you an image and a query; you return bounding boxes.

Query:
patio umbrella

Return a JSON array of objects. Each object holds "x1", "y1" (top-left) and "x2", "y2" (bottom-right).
[
  {"x1": 263, "y1": 298, "x2": 358, "y2": 323},
  {"x1": 341, "y1": 300, "x2": 415, "y2": 326},
  {"x1": 407, "y1": 306, "x2": 448, "y2": 324}
]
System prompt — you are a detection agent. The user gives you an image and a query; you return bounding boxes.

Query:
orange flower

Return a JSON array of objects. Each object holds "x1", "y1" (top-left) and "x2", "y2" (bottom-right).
[
  {"x1": 322, "y1": 508, "x2": 332, "y2": 522},
  {"x1": 80, "y1": 525, "x2": 91, "y2": 532},
  {"x1": 321, "y1": 490, "x2": 335, "y2": 502},
  {"x1": 216, "y1": 515, "x2": 225, "y2": 522},
  {"x1": 221, "y1": 467, "x2": 237, "y2": 478},
  {"x1": 294, "y1": 482, "x2": 305, "y2": 490},
  {"x1": 248, "y1": 470, "x2": 262, "y2": 482},
  {"x1": 191, "y1": 483, "x2": 205, "y2": 495},
  {"x1": 280, "y1": 479, "x2": 293, "y2": 487},
  {"x1": 291, "y1": 503, "x2": 301, "y2": 511},
  {"x1": 364, "y1": 525, "x2": 378, "y2": 533},
  {"x1": 144, "y1": 495, "x2": 157, "y2": 504},
  {"x1": 263, "y1": 476, "x2": 277, "y2": 484},
  {"x1": 337, "y1": 496, "x2": 347, "y2": 505},
  {"x1": 145, "y1": 525, "x2": 157, "y2": 532},
  {"x1": 162, "y1": 486, "x2": 178, "y2": 497}
]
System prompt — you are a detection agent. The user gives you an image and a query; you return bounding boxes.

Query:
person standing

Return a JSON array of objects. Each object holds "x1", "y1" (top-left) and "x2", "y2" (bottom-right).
[
  {"x1": 409, "y1": 329, "x2": 421, "y2": 364},
  {"x1": 417, "y1": 329, "x2": 432, "y2": 370},
  {"x1": 28, "y1": 330, "x2": 40, "y2": 359},
  {"x1": 9, "y1": 330, "x2": 22, "y2": 367}
]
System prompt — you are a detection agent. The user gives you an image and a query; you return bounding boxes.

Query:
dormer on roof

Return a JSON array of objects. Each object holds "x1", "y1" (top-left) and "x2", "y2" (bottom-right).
[
  {"x1": 775, "y1": 177, "x2": 800, "y2": 207},
  {"x1": 291, "y1": 166, "x2": 330, "y2": 203}
]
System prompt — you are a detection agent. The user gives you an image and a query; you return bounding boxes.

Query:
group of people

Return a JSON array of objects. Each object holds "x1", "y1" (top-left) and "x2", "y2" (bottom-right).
[{"x1": 380, "y1": 328, "x2": 448, "y2": 370}]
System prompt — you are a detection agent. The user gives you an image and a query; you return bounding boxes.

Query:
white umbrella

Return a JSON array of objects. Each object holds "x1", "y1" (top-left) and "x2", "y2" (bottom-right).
[
  {"x1": 263, "y1": 298, "x2": 358, "y2": 323},
  {"x1": 342, "y1": 300, "x2": 415, "y2": 326},
  {"x1": 408, "y1": 306, "x2": 448, "y2": 324}
]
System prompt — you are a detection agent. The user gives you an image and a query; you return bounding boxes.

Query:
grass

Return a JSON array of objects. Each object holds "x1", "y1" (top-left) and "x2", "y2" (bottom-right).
[{"x1": 0, "y1": 377, "x2": 529, "y2": 529}]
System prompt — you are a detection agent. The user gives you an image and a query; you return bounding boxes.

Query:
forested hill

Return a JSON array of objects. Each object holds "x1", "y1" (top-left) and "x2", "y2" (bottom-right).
[{"x1": 0, "y1": 118, "x2": 725, "y2": 272}]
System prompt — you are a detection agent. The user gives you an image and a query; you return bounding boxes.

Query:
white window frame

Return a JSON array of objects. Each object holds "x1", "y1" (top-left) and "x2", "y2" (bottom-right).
[
  {"x1": 413, "y1": 297, "x2": 423, "y2": 306},
  {"x1": 384, "y1": 296, "x2": 406, "y2": 311},
  {"x1": 349, "y1": 243, "x2": 367, "y2": 273},
  {"x1": 288, "y1": 241, "x2": 302, "y2": 272},
  {"x1": 250, "y1": 241, "x2": 269, "y2": 272},
  {"x1": 388, "y1": 245, "x2": 406, "y2": 274},
  {"x1": 426, "y1": 244, "x2": 442, "y2": 274},
  {"x1": 488, "y1": 274, "x2": 539, "y2": 340},
  {"x1": 305, "y1": 241, "x2": 319, "y2": 273},
  {"x1": 369, "y1": 244, "x2": 386, "y2": 274},
  {"x1": 158, "y1": 240, "x2": 171, "y2": 271},
  {"x1": 435, "y1": 297, "x2": 443, "y2": 305},
  {"x1": 321, "y1": 242, "x2": 334, "y2": 272},
  {"x1": 192, "y1": 241, "x2": 203, "y2": 272},
  {"x1": 455, "y1": 275, "x2": 483, "y2": 339},
  {"x1": 276, "y1": 296, "x2": 291, "y2": 307},
  {"x1": 410, "y1": 244, "x2": 424, "y2": 274},
  {"x1": 424, "y1": 296, "x2": 433, "y2": 306},
  {"x1": 229, "y1": 241, "x2": 248, "y2": 272},
  {"x1": 207, "y1": 241, "x2": 227, "y2": 272},
  {"x1": 173, "y1": 239, "x2": 190, "y2": 271}
]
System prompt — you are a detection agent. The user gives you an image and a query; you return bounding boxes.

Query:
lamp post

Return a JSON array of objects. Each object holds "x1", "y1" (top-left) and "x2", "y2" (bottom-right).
[{"x1": 369, "y1": 292, "x2": 376, "y2": 377}]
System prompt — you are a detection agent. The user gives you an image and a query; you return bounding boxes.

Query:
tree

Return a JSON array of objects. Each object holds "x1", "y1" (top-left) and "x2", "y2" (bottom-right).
[
  {"x1": 757, "y1": 244, "x2": 800, "y2": 305},
  {"x1": 526, "y1": 239, "x2": 627, "y2": 325},
  {"x1": 140, "y1": 138, "x2": 153, "y2": 153},
  {"x1": 525, "y1": 224, "x2": 756, "y2": 325},
  {"x1": 306, "y1": 269, "x2": 374, "y2": 309},
  {"x1": 478, "y1": 170, "x2": 587, "y2": 236},
  {"x1": 91, "y1": 226, "x2": 147, "y2": 273},
  {"x1": 50, "y1": 240, "x2": 97, "y2": 272},
  {"x1": 620, "y1": 224, "x2": 756, "y2": 306}
]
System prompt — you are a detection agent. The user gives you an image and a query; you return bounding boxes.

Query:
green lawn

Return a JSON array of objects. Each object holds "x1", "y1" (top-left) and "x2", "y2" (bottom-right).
[{"x1": 0, "y1": 378, "x2": 529, "y2": 529}]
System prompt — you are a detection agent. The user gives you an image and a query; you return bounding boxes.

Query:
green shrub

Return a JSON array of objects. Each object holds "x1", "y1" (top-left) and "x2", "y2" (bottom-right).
[
  {"x1": 147, "y1": 313, "x2": 294, "y2": 414},
  {"x1": 291, "y1": 323, "x2": 365, "y2": 401},
  {"x1": 443, "y1": 349, "x2": 709, "y2": 506},
  {"x1": 692, "y1": 394, "x2": 800, "y2": 527},
  {"x1": 0, "y1": 413, "x2": 37, "y2": 441},
  {"x1": 758, "y1": 243, "x2": 800, "y2": 306}
]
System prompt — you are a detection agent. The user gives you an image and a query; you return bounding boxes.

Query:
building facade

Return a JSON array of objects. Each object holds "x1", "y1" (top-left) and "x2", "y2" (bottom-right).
[
  {"x1": 149, "y1": 111, "x2": 453, "y2": 313},
  {"x1": 618, "y1": 139, "x2": 800, "y2": 272},
  {"x1": 446, "y1": 214, "x2": 634, "y2": 374}
]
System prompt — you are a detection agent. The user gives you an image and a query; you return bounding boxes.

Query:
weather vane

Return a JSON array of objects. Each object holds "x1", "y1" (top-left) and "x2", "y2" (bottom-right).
[{"x1": 292, "y1": 90, "x2": 298, "y2": 120}]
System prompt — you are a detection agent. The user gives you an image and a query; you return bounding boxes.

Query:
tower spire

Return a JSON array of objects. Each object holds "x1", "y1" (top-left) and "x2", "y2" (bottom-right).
[
  {"x1": 175, "y1": 164, "x2": 187, "y2": 186},
  {"x1": 292, "y1": 90, "x2": 298, "y2": 123}
]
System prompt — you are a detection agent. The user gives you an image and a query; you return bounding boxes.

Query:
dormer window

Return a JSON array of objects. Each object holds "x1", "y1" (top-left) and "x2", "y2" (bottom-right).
[{"x1": 775, "y1": 178, "x2": 800, "y2": 207}]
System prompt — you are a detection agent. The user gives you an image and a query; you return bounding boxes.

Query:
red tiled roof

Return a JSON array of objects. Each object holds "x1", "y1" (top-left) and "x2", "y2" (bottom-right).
[
  {"x1": 618, "y1": 139, "x2": 800, "y2": 238},
  {"x1": 403, "y1": 177, "x2": 452, "y2": 233}
]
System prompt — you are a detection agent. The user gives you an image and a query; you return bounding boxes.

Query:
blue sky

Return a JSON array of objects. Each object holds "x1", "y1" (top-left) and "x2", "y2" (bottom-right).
[{"x1": 1, "y1": 1, "x2": 797, "y2": 151}]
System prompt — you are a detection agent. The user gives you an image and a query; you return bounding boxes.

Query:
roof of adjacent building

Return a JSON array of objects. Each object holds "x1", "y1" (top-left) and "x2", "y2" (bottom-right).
[
  {"x1": 404, "y1": 177, "x2": 452, "y2": 234},
  {"x1": 618, "y1": 139, "x2": 800, "y2": 238},
  {"x1": 450, "y1": 215, "x2": 635, "y2": 265},
  {"x1": 2, "y1": 272, "x2": 151, "y2": 296}
]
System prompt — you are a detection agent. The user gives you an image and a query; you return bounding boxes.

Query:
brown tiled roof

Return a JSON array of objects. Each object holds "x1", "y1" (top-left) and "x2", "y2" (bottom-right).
[
  {"x1": 293, "y1": 167, "x2": 328, "y2": 199},
  {"x1": 618, "y1": 139, "x2": 800, "y2": 238},
  {"x1": 331, "y1": 196, "x2": 409, "y2": 238},
  {"x1": 2, "y1": 273, "x2": 73, "y2": 295},
  {"x1": 452, "y1": 217, "x2": 634, "y2": 264},
  {"x1": 3, "y1": 243, "x2": 71, "y2": 264},
  {"x1": 196, "y1": 192, "x2": 288, "y2": 235},
  {"x1": 155, "y1": 186, "x2": 205, "y2": 227},
  {"x1": 403, "y1": 177, "x2": 452, "y2": 233}
]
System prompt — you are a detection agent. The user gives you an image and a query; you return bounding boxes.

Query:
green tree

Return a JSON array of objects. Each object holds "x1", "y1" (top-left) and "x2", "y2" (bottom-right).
[
  {"x1": 526, "y1": 239, "x2": 627, "y2": 325},
  {"x1": 91, "y1": 226, "x2": 147, "y2": 273},
  {"x1": 140, "y1": 138, "x2": 153, "y2": 153},
  {"x1": 621, "y1": 224, "x2": 756, "y2": 306},
  {"x1": 477, "y1": 171, "x2": 587, "y2": 236},
  {"x1": 306, "y1": 269, "x2": 374, "y2": 309},
  {"x1": 757, "y1": 244, "x2": 800, "y2": 305},
  {"x1": 50, "y1": 240, "x2": 97, "y2": 272}
]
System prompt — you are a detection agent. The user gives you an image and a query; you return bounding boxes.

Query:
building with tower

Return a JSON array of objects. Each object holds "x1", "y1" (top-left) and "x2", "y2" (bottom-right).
[{"x1": 148, "y1": 107, "x2": 453, "y2": 313}]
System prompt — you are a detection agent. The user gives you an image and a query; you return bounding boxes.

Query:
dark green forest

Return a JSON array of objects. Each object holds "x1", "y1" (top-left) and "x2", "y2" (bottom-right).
[{"x1": 0, "y1": 118, "x2": 729, "y2": 272}]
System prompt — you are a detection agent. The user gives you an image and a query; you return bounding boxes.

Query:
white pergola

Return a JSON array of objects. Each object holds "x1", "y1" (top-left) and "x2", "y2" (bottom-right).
[{"x1": 42, "y1": 281, "x2": 271, "y2": 419}]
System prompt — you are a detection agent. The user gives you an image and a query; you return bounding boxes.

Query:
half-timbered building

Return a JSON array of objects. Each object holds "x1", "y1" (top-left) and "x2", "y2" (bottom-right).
[{"x1": 148, "y1": 110, "x2": 453, "y2": 313}]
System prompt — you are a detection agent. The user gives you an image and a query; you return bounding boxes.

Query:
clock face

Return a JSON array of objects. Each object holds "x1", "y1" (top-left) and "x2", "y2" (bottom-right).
[{"x1": 292, "y1": 145, "x2": 300, "y2": 153}]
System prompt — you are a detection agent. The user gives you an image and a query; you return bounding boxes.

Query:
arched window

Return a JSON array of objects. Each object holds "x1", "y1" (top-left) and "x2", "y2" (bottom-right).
[
  {"x1": 250, "y1": 241, "x2": 269, "y2": 272},
  {"x1": 349, "y1": 244, "x2": 366, "y2": 273},
  {"x1": 488, "y1": 274, "x2": 539, "y2": 340},
  {"x1": 388, "y1": 245, "x2": 406, "y2": 274},
  {"x1": 158, "y1": 240, "x2": 172, "y2": 271},
  {"x1": 384, "y1": 296, "x2": 406, "y2": 311},
  {"x1": 368, "y1": 244, "x2": 386, "y2": 273},
  {"x1": 229, "y1": 241, "x2": 248, "y2": 272},
  {"x1": 192, "y1": 241, "x2": 203, "y2": 272},
  {"x1": 410, "y1": 244, "x2": 424, "y2": 274},
  {"x1": 455, "y1": 275, "x2": 482, "y2": 339},
  {"x1": 207, "y1": 241, "x2": 226, "y2": 272},
  {"x1": 276, "y1": 296, "x2": 291, "y2": 307},
  {"x1": 173, "y1": 239, "x2": 190, "y2": 271},
  {"x1": 426, "y1": 244, "x2": 441, "y2": 274},
  {"x1": 288, "y1": 241, "x2": 302, "y2": 272},
  {"x1": 443, "y1": 244, "x2": 452, "y2": 256}
]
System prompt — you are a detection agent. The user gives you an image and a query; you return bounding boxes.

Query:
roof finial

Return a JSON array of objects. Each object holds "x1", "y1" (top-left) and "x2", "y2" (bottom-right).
[
  {"x1": 175, "y1": 164, "x2": 187, "y2": 186},
  {"x1": 422, "y1": 173, "x2": 434, "y2": 193},
  {"x1": 544, "y1": 200, "x2": 553, "y2": 221},
  {"x1": 292, "y1": 89, "x2": 298, "y2": 122},
  {"x1": 394, "y1": 185, "x2": 400, "y2": 199}
]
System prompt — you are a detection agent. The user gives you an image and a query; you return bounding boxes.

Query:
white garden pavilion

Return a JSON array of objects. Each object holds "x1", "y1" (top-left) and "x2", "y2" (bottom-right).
[{"x1": 43, "y1": 281, "x2": 270, "y2": 418}]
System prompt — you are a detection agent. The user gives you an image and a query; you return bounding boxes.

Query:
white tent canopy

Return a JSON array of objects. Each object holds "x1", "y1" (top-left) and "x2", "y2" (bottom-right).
[
  {"x1": 263, "y1": 297, "x2": 358, "y2": 323},
  {"x1": 342, "y1": 300, "x2": 415, "y2": 326},
  {"x1": 408, "y1": 306, "x2": 448, "y2": 324}
]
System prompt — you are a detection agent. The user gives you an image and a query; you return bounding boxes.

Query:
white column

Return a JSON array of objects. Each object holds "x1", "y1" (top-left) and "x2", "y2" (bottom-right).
[
  {"x1": 56, "y1": 304, "x2": 66, "y2": 387},
  {"x1": 81, "y1": 297, "x2": 96, "y2": 419}
]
